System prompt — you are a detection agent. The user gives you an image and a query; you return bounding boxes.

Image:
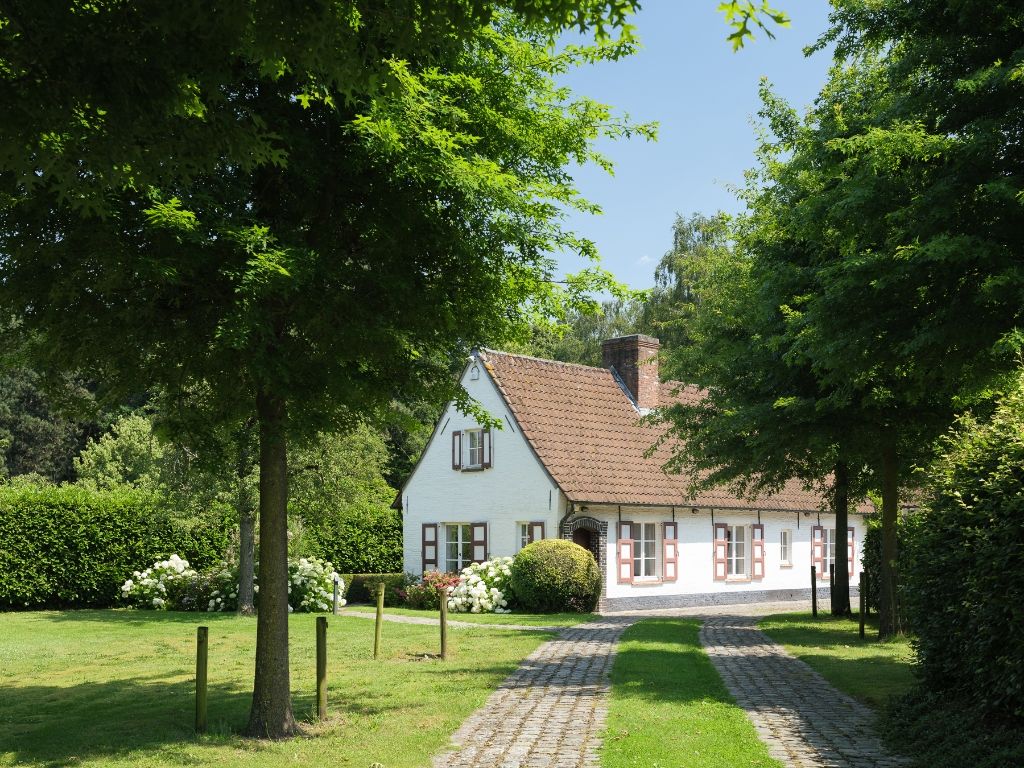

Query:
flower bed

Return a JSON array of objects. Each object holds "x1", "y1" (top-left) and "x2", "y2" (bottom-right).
[
  {"x1": 119, "y1": 555, "x2": 344, "y2": 612},
  {"x1": 447, "y1": 557, "x2": 514, "y2": 614}
]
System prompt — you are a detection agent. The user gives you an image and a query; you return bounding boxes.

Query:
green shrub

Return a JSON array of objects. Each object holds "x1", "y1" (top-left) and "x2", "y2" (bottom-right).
[
  {"x1": 312, "y1": 507, "x2": 403, "y2": 574},
  {"x1": 861, "y1": 515, "x2": 916, "y2": 623},
  {"x1": 901, "y1": 378, "x2": 1024, "y2": 723},
  {"x1": 0, "y1": 483, "x2": 229, "y2": 609},
  {"x1": 340, "y1": 573, "x2": 406, "y2": 606},
  {"x1": 510, "y1": 539, "x2": 600, "y2": 613}
]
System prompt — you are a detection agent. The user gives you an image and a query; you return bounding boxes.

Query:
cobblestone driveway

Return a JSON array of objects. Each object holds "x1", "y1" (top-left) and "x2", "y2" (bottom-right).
[
  {"x1": 432, "y1": 616, "x2": 634, "y2": 768},
  {"x1": 432, "y1": 603, "x2": 908, "y2": 768},
  {"x1": 701, "y1": 615, "x2": 908, "y2": 768}
]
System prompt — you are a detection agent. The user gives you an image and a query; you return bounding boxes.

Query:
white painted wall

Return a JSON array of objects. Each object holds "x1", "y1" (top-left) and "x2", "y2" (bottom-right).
[
  {"x1": 401, "y1": 359, "x2": 562, "y2": 575},
  {"x1": 598, "y1": 505, "x2": 868, "y2": 599}
]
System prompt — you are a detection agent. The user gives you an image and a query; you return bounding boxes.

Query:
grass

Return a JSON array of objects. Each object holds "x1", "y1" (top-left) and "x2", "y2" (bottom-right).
[
  {"x1": 0, "y1": 609, "x2": 553, "y2": 768},
  {"x1": 757, "y1": 612, "x2": 916, "y2": 710},
  {"x1": 345, "y1": 605, "x2": 596, "y2": 627},
  {"x1": 602, "y1": 618, "x2": 782, "y2": 768}
]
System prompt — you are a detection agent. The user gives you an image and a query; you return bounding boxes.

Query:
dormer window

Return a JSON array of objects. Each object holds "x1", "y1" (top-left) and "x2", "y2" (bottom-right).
[{"x1": 451, "y1": 428, "x2": 492, "y2": 471}]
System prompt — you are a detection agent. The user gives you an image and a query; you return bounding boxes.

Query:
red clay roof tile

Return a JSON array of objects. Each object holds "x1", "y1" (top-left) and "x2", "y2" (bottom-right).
[{"x1": 481, "y1": 349, "x2": 852, "y2": 512}]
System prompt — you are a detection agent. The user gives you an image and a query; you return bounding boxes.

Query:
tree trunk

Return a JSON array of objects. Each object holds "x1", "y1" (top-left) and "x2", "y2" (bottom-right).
[
  {"x1": 237, "y1": 437, "x2": 257, "y2": 616},
  {"x1": 878, "y1": 432, "x2": 902, "y2": 639},
  {"x1": 244, "y1": 391, "x2": 296, "y2": 738},
  {"x1": 832, "y1": 459, "x2": 851, "y2": 616}
]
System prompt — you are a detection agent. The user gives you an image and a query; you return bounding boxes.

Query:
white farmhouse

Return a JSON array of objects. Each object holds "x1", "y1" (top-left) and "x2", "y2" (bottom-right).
[{"x1": 397, "y1": 334, "x2": 867, "y2": 611}]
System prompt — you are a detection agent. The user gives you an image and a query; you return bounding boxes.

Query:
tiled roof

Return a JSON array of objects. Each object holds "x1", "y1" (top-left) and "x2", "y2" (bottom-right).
[{"x1": 481, "y1": 349, "x2": 854, "y2": 512}]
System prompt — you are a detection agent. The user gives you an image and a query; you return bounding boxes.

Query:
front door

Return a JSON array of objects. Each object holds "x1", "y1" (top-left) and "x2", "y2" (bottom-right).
[{"x1": 573, "y1": 528, "x2": 598, "y2": 562}]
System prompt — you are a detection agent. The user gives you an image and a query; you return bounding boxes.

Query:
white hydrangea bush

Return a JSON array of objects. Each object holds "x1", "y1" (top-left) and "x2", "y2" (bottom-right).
[
  {"x1": 120, "y1": 554, "x2": 197, "y2": 610},
  {"x1": 447, "y1": 556, "x2": 514, "y2": 614},
  {"x1": 288, "y1": 557, "x2": 345, "y2": 613}
]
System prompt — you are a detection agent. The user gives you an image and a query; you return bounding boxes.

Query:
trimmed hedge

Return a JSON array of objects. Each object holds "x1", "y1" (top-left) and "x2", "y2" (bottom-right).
[
  {"x1": 510, "y1": 539, "x2": 601, "y2": 613},
  {"x1": 313, "y1": 508, "x2": 403, "y2": 574},
  {"x1": 0, "y1": 483, "x2": 229, "y2": 609},
  {"x1": 339, "y1": 573, "x2": 406, "y2": 606},
  {"x1": 901, "y1": 383, "x2": 1024, "y2": 723}
]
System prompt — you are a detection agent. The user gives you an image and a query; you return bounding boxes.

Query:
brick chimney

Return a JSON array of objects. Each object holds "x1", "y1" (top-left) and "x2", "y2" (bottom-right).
[{"x1": 601, "y1": 334, "x2": 660, "y2": 411}]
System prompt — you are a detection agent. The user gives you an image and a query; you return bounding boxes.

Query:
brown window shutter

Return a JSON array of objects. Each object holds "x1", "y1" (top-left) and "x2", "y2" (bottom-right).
[
  {"x1": 451, "y1": 431, "x2": 462, "y2": 470},
  {"x1": 617, "y1": 521, "x2": 634, "y2": 584},
  {"x1": 713, "y1": 523, "x2": 728, "y2": 581},
  {"x1": 422, "y1": 523, "x2": 438, "y2": 572},
  {"x1": 529, "y1": 521, "x2": 545, "y2": 543},
  {"x1": 471, "y1": 522, "x2": 488, "y2": 564},
  {"x1": 662, "y1": 521, "x2": 679, "y2": 582},
  {"x1": 847, "y1": 526, "x2": 855, "y2": 577},
  {"x1": 812, "y1": 525, "x2": 824, "y2": 580},
  {"x1": 751, "y1": 523, "x2": 765, "y2": 580},
  {"x1": 482, "y1": 428, "x2": 492, "y2": 469}
]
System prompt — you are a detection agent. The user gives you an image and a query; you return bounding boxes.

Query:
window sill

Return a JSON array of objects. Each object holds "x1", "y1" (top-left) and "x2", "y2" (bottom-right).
[
  {"x1": 780, "y1": 563, "x2": 793, "y2": 569},
  {"x1": 460, "y1": 466, "x2": 486, "y2": 473},
  {"x1": 726, "y1": 576, "x2": 751, "y2": 583},
  {"x1": 631, "y1": 578, "x2": 662, "y2": 586}
]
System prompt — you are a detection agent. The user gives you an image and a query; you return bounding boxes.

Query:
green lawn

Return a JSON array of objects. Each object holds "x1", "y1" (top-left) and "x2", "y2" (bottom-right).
[
  {"x1": 758, "y1": 612, "x2": 916, "y2": 710},
  {"x1": 345, "y1": 605, "x2": 596, "y2": 627},
  {"x1": 0, "y1": 609, "x2": 553, "y2": 768},
  {"x1": 602, "y1": 618, "x2": 782, "y2": 768}
]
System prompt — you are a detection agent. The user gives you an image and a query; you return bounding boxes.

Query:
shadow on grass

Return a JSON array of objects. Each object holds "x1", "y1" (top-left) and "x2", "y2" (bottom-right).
[
  {"x1": 0, "y1": 672, "x2": 418, "y2": 766},
  {"x1": 33, "y1": 608, "x2": 248, "y2": 626}
]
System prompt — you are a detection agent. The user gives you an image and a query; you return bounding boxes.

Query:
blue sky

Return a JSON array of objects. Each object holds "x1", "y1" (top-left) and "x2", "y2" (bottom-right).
[{"x1": 557, "y1": 1, "x2": 836, "y2": 290}]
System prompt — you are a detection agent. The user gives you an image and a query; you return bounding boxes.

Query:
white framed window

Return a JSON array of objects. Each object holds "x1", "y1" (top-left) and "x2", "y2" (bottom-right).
[
  {"x1": 780, "y1": 529, "x2": 792, "y2": 566},
  {"x1": 822, "y1": 528, "x2": 836, "y2": 576},
  {"x1": 633, "y1": 522, "x2": 657, "y2": 578},
  {"x1": 466, "y1": 429, "x2": 484, "y2": 468},
  {"x1": 517, "y1": 522, "x2": 530, "y2": 552},
  {"x1": 445, "y1": 524, "x2": 473, "y2": 572},
  {"x1": 727, "y1": 524, "x2": 747, "y2": 577}
]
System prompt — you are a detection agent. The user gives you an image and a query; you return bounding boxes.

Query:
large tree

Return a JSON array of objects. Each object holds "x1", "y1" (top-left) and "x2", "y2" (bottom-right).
[{"x1": 0, "y1": 2, "x2": 655, "y2": 739}]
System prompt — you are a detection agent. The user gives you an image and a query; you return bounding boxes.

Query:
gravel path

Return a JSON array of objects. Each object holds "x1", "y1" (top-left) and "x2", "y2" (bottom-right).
[{"x1": 340, "y1": 610, "x2": 563, "y2": 632}]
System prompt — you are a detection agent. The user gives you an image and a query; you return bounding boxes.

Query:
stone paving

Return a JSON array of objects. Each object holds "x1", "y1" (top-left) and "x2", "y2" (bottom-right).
[
  {"x1": 432, "y1": 615, "x2": 634, "y2": 768},
  {"x1": 701, "y1": 614, "x2": 908, "y2": 768},
  {"x1": 425, "y1": 600, "x2": 906, "y2": 768}
]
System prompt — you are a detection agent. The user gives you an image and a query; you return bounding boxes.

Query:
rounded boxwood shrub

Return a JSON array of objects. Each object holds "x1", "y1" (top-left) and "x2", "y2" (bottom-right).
[{"x1": 510, "y1": 539, "x2": 601, "y2": 613}]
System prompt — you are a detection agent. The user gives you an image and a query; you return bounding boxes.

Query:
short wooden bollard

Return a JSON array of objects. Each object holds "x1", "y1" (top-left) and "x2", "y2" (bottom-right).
[
  {"x1": 195, "y1": 626, "x2": 208, "y2": 734},
  {"x1": 829, "y1": 563, "x2": 835, "y2": 613},
  {"x1": 373, "y1": 583, "x2": 385, "y2": 660},
  {"x1": 333, "y1": 574, "x2": 341, "y2": 615},
  {"x1": 316, "y1": 616, "x2": 328, "y2": 719},
  {"x1": 859, "y1": 588, "x2": 866, "y2": 639},
  {"x1": 439, "y1": 588, "x2": 449, "y2": 660},
  {"x1": 811, "y1": 566, "x2": 818, "y2": 618}
]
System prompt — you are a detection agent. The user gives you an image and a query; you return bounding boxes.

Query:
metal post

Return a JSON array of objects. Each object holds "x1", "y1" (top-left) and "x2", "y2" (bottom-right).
[
  {"x1": 373, "y1": 583, "x2": 385, "y2": 660},
  {"x1": 439, "y1": 587, "x2": 449, "y2": 660},
  {"x1": 195, "y1": 626, "x2": 208, "y2": 734},
  {"x1": 316, "y1": 616, "x2": 328, "y2": 719},
  {"x1": 811, "y1": 566, "x2": 818, "y2": 618}
]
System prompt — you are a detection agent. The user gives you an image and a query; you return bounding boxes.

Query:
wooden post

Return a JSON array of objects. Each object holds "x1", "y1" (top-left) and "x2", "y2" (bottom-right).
[
  {"x1": 439, "y1": 587, "x2": 449, "y2": 660},
  {"x1": 333, "y1": 574, "x2": 341, "y2": 615},
  {"x1": 373, "y1": 582, "x2": 385, "y2": 660},
  {"x1": 859, "y1": 588, "x2": 866, "y2": 639},
  {"x1": 811, "y1": 566, "x2": 818, "y2": 618},
  {"x1": 316, "y1": 616, "x2": 328, "y2": 719},
  {"x1": 830, "y1": 563, "x2": 835, "y2": 614},
  {"x1": 864, "y1": 569, "x2": 870, "y2": 617},
  {"x1": 195, "y1": 626, "x2": 208, "y2": 734}
]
